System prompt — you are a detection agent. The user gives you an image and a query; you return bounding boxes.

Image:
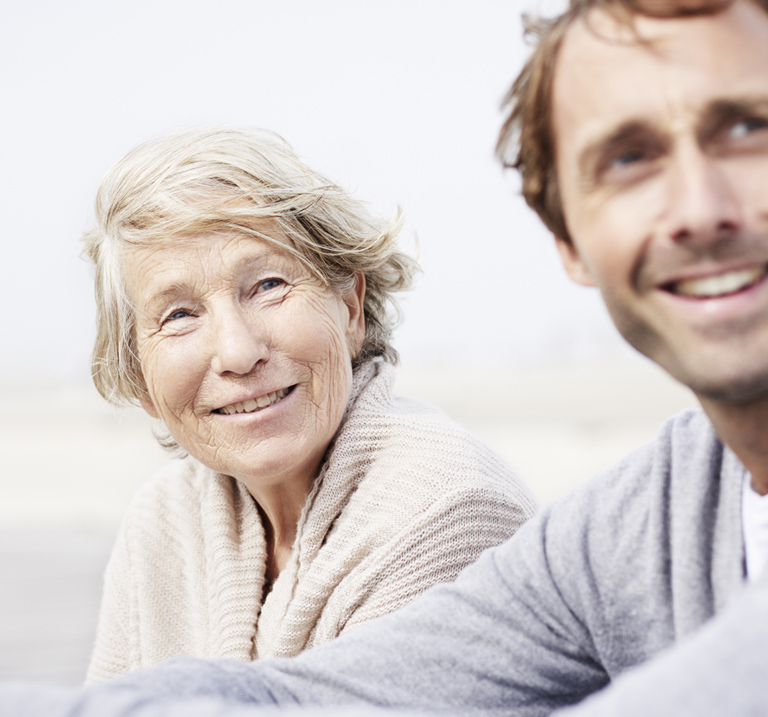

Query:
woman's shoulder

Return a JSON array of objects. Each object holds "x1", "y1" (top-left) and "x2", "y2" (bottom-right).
[
  {"x1": 130, "y1": 456, "x2": 217, "y2": 503},
  {"x1": 343, "y1": 363, "x2": 537, "y2": 514},
  {"x1": 121, "y1": 457, "x2": 253, "y2": 536}
]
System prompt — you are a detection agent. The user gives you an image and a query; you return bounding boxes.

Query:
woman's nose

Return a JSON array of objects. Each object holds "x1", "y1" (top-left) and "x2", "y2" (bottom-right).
[{"x1": 209, "y1": 306, "x2": 269, "y2": 376}]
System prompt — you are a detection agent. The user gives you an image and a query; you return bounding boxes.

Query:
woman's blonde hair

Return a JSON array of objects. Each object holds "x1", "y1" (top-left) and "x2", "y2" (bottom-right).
[{"x1": 83, "y1": 127, "x2": 419, "y2": 405}]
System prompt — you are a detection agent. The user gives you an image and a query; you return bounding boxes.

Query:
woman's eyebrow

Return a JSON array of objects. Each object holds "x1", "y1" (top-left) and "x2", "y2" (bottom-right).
[
  {"x1": 138, "y1": 247, "x2": 293, "y2": 313},
  {"x1": 141, "y1": 282, "x2": 194, "y2": 313},
  {"x1": 232, "y1": 248, "x2": 292, "y2": 275}
]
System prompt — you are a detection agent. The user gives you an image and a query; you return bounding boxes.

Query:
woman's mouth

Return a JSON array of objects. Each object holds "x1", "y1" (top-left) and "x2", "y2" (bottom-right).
[
  {"x1": 667, "y1": 266, "x2": 768, "y2": 298},
  {"x1": 213, "y1": 385, "x2": 296, "y2": 415}
]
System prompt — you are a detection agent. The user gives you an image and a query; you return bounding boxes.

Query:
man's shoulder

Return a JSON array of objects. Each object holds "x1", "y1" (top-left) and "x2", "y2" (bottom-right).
[
  {"x1": 483, "y1": 408, "x2": 737, "y2": 673},
  {"x1": 504, "y1": 407, "x2": 730, "y2": 581},
  {"x1": 553, "y1": 408, "x2": 722, "y2": 517}
]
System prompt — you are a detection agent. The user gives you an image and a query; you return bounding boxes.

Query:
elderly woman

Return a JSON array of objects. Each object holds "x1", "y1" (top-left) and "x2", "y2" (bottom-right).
[{"x1": 84, "y1": 127, "x2": 537, "y2": 683}]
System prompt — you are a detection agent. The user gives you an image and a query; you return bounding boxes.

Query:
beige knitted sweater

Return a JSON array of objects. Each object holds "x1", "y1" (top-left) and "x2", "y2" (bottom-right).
[{"x1": 87, "y1": 361, "x2": 537, "y2": 683}]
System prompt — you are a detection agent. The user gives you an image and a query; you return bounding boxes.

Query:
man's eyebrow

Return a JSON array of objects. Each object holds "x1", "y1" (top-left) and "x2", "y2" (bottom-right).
[
  {"x1": 577, "y1": 120, "x2": 658, "y2": 180},
  {"x1": 698, "y1": 96, "x2": 768, "y2": 138}
]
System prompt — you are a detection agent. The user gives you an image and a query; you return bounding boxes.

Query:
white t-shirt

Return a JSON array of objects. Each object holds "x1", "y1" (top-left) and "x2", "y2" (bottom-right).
[{"x1": 741, "y1": 472, "x2": 768, "y2": 582}]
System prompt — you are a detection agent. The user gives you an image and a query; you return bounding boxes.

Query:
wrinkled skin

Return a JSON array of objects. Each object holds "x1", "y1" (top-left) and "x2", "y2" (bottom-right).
[{"x1": 126, "y1": 230, "x2": 365, "y2": 509}]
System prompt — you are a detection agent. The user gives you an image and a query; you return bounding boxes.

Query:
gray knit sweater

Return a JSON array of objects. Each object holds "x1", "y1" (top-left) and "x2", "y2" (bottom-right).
[
  {"x1": 1, "y1": 410, "x2": 759, "y2": 716},
  {"x1": 221, "y1": 408, "x2": 746, "y2": 714}
]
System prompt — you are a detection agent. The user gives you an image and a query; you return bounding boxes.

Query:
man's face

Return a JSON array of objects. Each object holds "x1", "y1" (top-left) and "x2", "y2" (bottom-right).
[{"x1": 553, "y1": 0, "x2": 768, "y2": 405}]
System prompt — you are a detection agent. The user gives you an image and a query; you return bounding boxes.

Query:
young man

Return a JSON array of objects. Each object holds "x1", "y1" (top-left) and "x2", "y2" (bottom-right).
[{"x1": 4, "y1": 0, "x2": 768, "y2": 714}]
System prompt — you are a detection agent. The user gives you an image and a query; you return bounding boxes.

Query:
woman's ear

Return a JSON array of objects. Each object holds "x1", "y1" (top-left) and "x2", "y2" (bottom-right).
[
  {"x1": 343, "y1": 272, "x2": 367, "y2": 355},
  {"x1": 554, "y1": 235, "x2": 597, "y2": 287},
  {"x1": 139, "y1": 391, "x2": 159, "y2": 419}
]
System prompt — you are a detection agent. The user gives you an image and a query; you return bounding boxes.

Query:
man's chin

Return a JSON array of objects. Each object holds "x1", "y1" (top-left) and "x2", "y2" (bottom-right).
[
  {"x1": 630, "y1": 332, "x2": 768, "y2": 407},
  {"x1": 677, "y1": 368, "x2": 768, "y2": 407}
]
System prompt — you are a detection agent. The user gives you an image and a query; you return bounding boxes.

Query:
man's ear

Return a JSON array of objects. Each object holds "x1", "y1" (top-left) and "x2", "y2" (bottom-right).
[
  {"x1": 343, "y1": 272, "x2": 367, "y2": 356},
  {"x1": 554, "y1": 235, "x2": 597, "y2": 287}
]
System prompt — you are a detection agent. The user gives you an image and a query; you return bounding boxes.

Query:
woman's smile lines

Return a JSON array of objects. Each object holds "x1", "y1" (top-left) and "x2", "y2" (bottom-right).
[
  {"x1": 214, "y1": 385, "x2": 295, "y2": 415},
  {"x1": 667, "y1": 266, "x2": 767, "y2": 299}
]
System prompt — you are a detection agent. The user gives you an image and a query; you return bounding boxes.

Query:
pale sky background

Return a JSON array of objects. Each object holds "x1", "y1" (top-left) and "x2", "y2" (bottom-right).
[
  {"x1": 0, "y1": 5, "x2": 699, "y2": 683},
  {"x1": 0, "y1": 0, "x2": 701, "y2": 581},
  {"x1": 0, "y1": 0, "x2": 638, "y2": 388}
]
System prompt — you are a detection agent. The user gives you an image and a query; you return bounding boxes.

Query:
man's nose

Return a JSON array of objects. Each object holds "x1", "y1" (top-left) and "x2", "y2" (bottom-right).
[
  {"x1": 663, "y1": 146, "x2": 743, "y2": 247},
  {"x1": 209, "y1": 306, "x2": 269, "y2": 376}
]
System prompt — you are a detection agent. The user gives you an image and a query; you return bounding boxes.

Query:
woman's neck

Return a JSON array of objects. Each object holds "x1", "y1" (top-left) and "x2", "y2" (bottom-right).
[{"x1": 253, "y1": 480, "x2": 313, "y2": 583}]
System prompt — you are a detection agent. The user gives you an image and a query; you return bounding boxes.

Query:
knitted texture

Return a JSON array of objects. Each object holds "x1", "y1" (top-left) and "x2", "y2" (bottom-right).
[{"x1": 87, "y1": 361, "x2": 537, "y2": 683}]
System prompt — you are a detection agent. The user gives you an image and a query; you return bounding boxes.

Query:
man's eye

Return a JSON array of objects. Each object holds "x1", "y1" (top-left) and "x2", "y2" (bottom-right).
[
  {"x1": 728, "y1": 117, "x2": 768, "y2": 139},
  {"x1": 610, "y1": 149, "x2": 647, "y2": 168},
  {"x1": 596, "y1": 145, "x2": 659, "y2": 185}
]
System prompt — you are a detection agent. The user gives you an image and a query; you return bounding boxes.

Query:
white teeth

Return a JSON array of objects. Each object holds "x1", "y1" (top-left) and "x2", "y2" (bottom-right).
[
  {"x1": 217, "y1": 387, "x2": 289, "y2": 415},
  {"x1": 673, "y1": 267, "x2": 766, "y2": 298}
]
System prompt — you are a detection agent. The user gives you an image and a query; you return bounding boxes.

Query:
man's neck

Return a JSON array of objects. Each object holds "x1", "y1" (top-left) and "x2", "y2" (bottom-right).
[{"x1": 698, "y1": 395, "x2": 768, "y2": 495}]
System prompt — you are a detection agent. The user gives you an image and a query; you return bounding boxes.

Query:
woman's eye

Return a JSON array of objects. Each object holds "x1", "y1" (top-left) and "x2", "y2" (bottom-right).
[
  {"x1": 165, "y1": 309, "x2": 191, "y2": 323},
  {"x1": 259, "y1": 278, "x2": 284, "y2": 292}
]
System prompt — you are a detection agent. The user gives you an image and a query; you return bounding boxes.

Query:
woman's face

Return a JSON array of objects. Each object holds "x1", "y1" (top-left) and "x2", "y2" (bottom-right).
[{"x1": 126, "y1": 229, "x2": 365, "y2": 495}]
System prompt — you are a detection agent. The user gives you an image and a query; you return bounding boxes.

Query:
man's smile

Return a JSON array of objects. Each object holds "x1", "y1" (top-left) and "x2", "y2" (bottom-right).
[{"x1": 666, "y1": 266, "x2": 768, "y2": 299}]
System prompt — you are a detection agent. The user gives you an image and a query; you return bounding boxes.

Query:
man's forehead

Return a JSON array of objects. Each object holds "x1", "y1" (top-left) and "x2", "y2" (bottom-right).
[
  {"x1": 554, "y1": 6, "x2": 725, "y2": 89},
  {"x1": 551, "y1": 0, "x2": 768, "y2": 152}
]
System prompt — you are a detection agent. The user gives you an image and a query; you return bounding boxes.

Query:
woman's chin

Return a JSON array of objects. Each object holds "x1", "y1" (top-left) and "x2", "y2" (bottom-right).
[{"x1": 181, "y1": 388, "x2": 336, "y2": 490}]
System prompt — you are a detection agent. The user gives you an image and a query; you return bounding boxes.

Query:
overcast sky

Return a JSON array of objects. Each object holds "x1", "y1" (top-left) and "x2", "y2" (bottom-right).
[{"x1": 0, "y1": 0, "x2": 635, "y2": 386}]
